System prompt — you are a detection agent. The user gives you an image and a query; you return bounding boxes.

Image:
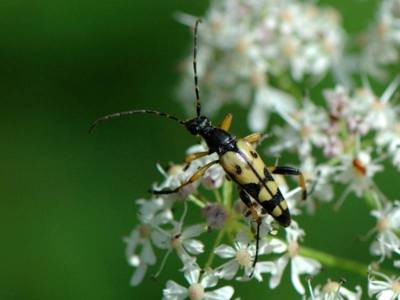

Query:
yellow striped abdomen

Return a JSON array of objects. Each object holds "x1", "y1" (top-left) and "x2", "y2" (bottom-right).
[{"x1": 219, "y1": 139, "x2": 291, "y2": 227}]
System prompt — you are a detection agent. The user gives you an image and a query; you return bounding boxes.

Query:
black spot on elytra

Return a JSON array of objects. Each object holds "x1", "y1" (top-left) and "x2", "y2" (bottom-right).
[
  {"x1": 239, "y1": 189, "x2": 251, "y2": 206},
  {"x1": 243, "y1": 183, "x2": 260, "y2": 198},
  {"x1": 274, "y1": 209, "x2": 291, "y2": 227},
  {"x1": 250, "y1": 151, "x2": 258, "y2": 158},
  {"x1": 235, "y1": 165, "x2": 242, "y2": 175}
]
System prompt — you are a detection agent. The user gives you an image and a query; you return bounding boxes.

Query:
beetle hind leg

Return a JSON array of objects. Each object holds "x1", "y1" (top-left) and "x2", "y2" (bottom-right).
[
  {"x1": 238, "y1": 188, "x2": 262, "y2": 274},
  {"x1": 268, "y1": 166, "x2": 307, "y2": 200}
]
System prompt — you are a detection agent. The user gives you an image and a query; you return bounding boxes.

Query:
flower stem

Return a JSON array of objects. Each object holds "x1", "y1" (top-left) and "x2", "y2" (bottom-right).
[
  {"x1": 213, "y1": 189, "x2": 222, "y2": 204},
  {"x1": 300, "y1": 245, "x2": 396, "y2": 277},
  {"x1": 222, "y1": 180, "x2": 233, "y2": 208},
  {"x1": 188, "y1": 194, "x2": 205, "y2": 208},
  {"x1": 205, "y1": 229, "x2": 225, "y2": 269},
  {"x1": 300, "y1": 245, "x2": 368, "y2": 277}
]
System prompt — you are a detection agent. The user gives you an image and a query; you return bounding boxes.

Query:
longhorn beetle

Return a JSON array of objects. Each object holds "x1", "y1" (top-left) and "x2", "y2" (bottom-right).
[{"x1": 90, "y1": 20, "x2": 307, "y2": 270}]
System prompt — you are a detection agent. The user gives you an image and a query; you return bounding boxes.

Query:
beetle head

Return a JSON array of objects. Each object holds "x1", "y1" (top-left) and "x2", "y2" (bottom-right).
[{"x1": 184, "y1": 116, "x2": 211, "y2": 135}]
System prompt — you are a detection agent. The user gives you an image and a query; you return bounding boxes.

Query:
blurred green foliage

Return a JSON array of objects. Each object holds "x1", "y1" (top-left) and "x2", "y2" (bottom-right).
[{"x1": 0, "y1": 0, "x2": 397, "y2": 299}]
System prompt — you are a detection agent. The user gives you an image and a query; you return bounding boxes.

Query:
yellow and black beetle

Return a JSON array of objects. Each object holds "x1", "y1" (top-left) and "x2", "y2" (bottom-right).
[{"x1": 91, "y1": 20, "x2": 307, "y2": 269}]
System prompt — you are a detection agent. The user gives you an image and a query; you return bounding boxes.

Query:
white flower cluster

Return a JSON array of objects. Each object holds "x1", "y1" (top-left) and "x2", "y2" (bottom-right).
[
  {"x1": 266, "y1": 78, "x2": 399, "y2": 212},
  {"x1": 361, "y1": 0, "x2": 400, "y2": 80},
  {"x1": 125, "y1": 147, "x2": 324, "y2": 298},
  {"x1": 177, "y1": 0, "x2": 345, "y2": 118},
  {"x1": 262, "y1": 79, "x2": 400, "y2": 296}
]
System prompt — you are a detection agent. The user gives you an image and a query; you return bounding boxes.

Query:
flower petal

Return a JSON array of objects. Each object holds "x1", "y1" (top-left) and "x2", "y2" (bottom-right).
[
  {"x1": 260, "y1": 238, "x2": 287, "y2": 255},
  {"x1": 183, "y1": 239, "x2": 204, "y2": 255},
  {"x1": 124, "y1": 230, "x2": 140, "y2": 257},
  {"x1": 214, "y1": 244, "x2": 236, "y2": 258},
  {"x1": 368, "y1": 278, "x2": 392, "y2": 297},
  {"x1": 251, "y1": 261, "x2": 277, "y2": 282},
  {"x1": 204, "y1": 286, "x2": 234, "y2": 300},
  {"x1": 142, "y1": 240, "x2": 156, "y2": 265},
  {"x1": 291, "y1": 256, "x2": 321, "y2": 295},
  {"x1": 269, "y1": 256, "x2": 289, "y2": 289},
  {"x1": 216, "y1": 260, "x2": 239, "y2": 280},
  {"x1": 200, "y1": 271, "x2": 219, "y2": 288},
  {"x1": 130, "y1": 263, "x2": 147, "y2": 286},
  {"x1": 163, "y1": 280, "x2": 188, "y2": 300},
  {"x1": 182, "y1": 224, "x2": 205, "y2": 239},
  {"x1": 183, "y1": 264, "x2": 200, "y2": 285}
]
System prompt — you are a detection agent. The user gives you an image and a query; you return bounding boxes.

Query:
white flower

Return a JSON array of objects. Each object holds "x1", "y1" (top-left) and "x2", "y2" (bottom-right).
[
  {"x1": 298, "y1": 157, "x2": 335, "y2": 214},
  {"x1": 177, "y1": 0, "x2": 345, "y2": 117},
  {"x1": 153, "y1": 222, "x2": 206, "y2": 264},
  {"x1": 214, "y1": 230, "x2": 276, "y2": 281},
  {"x1": 248, "y1": 85, "x2": 296, "y2": 132},
  {"x1": 153, "y1": 144, "x2": 223, "y2": 199},
  {"x1": 308, "y1": 279, "x2": 362, "y2": 300},
  {"x1": 368, "y1": 269, "x2": 400, "y2": 300},
  {"x1": 269, "y1": 222, "x2": 321, "y2": 295},
  {"x1": 362, "y1": 76, "x2": 399, "y2": 131},
  {"x1": 322, "y1": 79, "x2": 399, "y2": 141},
  {"x1": 323, "y1": 85, "x2": 350, "y2": 119},
  {"x1": 376, "y1": 124, "x2": 400, "y2": 170},
  {"x1": 269, "y1": 99, "x2": 329, "y2": 158},
  {"x1": 163, "y1": 264, "x2": 234, "y2": 300},
  {"x1": 369, "y1": 201, "x2": 400, "y2": 259},
  {"x1": 361, "y1": 0, "x2": 400, "y2": 79},
  {"x1": 124, "y1": 198, "x2": 173, "y2": 286},
  {"x1": 335, "y1": 150, "x2": 383, "y2": 204}
]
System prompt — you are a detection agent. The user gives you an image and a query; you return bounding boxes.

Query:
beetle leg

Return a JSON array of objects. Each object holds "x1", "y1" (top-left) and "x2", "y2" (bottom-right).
[
  {"x1": 219, "y1": 113, "x2": 233, "y2": 131},
  {"x1": 251, "y1": 219, "x2": 262, "y2": 274},
  {"x1": 238, "y1": 188, "x2": 262, "y2": 273},
  {"x1": 243, "y1": 133, "x2": 269, "y2": 148},
  {"x1": 238, "y1": 189, "x2": 258, "y2": 221},
  {"x1": 243, "y1": 132, "x2": 261, "y2": 144},
  {"x1": 152, "y1": 160, "x2": 219, "y2": 195},
  {"x1": 268, "y1": 166, "x2": 307, "y2": 200},
  {"x1": 184, "y1": 151, "x2": 209, "y2": 163}
]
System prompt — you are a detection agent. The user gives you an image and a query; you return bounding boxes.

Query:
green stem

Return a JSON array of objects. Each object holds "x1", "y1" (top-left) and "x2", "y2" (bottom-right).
[
  {"x1": 300, "y1": 246, "x2": 368, "y2": 277},
  {"x1": 222, "y1": 180, "x2": 233, "y2": 208},
  {"x1": 205, "y1": 229, "x2": 225, "y2": 269},
  {"x1": 213, "y1": 189, "x2": 222, "y2": 204},
  {"x1": 300, "y1": 245, "x2": 396, "y2": 277},
  {"x1": 188, "y1": 195, "x2": 205, "y2": 208}
]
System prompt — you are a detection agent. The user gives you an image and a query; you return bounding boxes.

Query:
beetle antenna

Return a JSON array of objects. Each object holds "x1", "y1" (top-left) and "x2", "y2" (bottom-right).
[
  {"x1": 89, "y1": 109, "x2": 184, "y2": 133},
  {"x1": 193, "y1": 19, "x2": 202, "y2": 117}
]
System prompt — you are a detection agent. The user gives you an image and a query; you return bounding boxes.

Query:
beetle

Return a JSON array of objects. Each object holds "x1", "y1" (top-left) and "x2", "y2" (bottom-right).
[{"x1": 90, "y1": 19, "x2": 307, "y2": 269}]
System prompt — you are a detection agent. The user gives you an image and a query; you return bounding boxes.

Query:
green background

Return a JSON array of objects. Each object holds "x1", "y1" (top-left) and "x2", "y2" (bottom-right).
[{"x1": 1, "y1": 0, "x2": 397, "y2": 299}]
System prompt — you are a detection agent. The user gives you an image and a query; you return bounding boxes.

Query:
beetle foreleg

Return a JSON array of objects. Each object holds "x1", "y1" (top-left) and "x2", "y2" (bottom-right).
[
  {"x1": 151, "y1": 160, "x2": 219, "y2": 195},
  {"x1": 184, "y1": 151, "x2": 209, "y2": 163},
  {"x1": 219, "y1": 113, "x2": 233, "y2": 131},
  {"x1": 268, "y1": 166, "x2": 307, "y2": 200}
]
